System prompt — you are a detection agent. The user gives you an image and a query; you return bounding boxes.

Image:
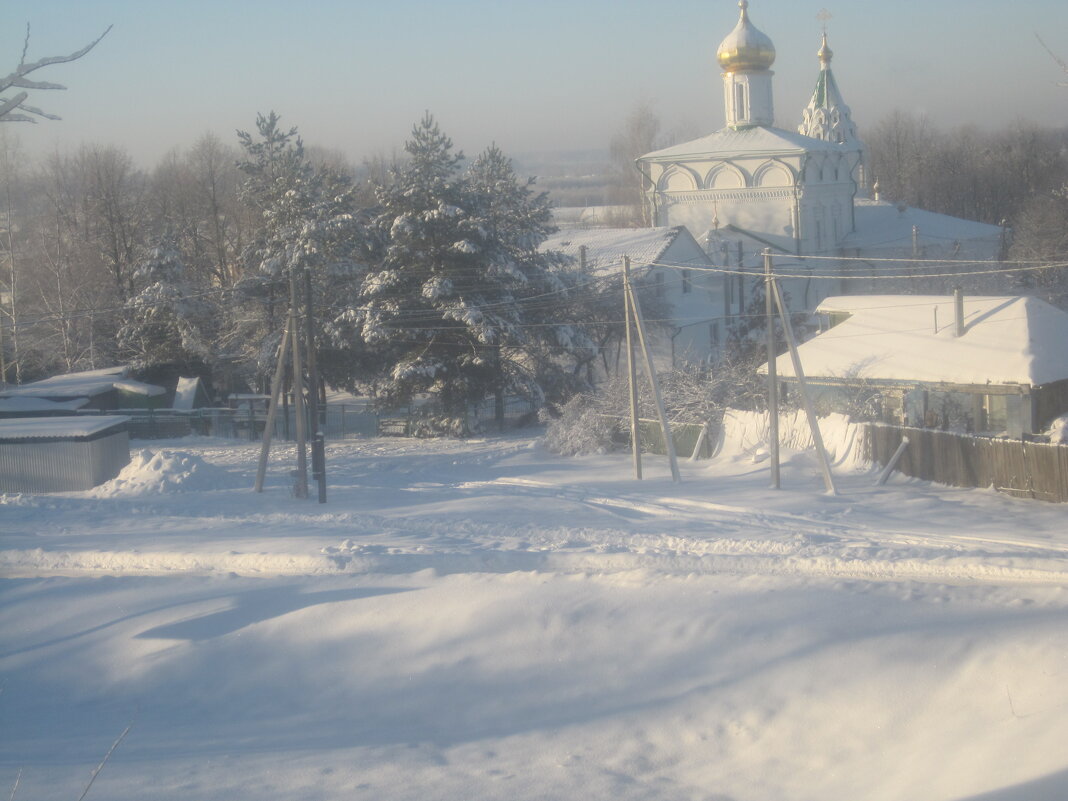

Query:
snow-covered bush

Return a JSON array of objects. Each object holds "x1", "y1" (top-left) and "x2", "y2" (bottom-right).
[
  {"x1": 1046, "y1": 413, "x2": 1068, "y2": 445},
  {"x1": 410, "y1": 413, "x2": 473, "y2": 439},
  {"x1": 541, "y1": 394, "x2": 621, "y2": 456}
]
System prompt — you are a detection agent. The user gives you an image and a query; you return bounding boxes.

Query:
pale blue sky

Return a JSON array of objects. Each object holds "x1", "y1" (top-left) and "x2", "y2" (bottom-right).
[{"x1": 3, "y1": 0, "x2": 1066, "y2": 168}]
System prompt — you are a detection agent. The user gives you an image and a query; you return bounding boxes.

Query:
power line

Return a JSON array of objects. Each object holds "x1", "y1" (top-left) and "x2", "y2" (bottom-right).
[{"x1": 638, "y1": 258, "x2": 1068, "y2": 282}]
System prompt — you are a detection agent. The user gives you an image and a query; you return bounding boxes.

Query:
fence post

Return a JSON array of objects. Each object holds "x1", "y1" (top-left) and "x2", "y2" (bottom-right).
[
  {"x1": 689, "y1": 423, "x2": 710, "y2": 462},
  {"x1": 876, "y1": 436, "x2": 910, "y2": 486}
]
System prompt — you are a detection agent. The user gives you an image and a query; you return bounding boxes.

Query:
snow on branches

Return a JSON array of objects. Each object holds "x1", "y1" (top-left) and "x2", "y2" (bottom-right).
[{"x1": 327, "y1": 114, "x2": 592, "y2": 424}]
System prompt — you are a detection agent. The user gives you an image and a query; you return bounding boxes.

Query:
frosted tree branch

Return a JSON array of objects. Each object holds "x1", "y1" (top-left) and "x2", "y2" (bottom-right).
[
  {"x1": 1035, "y1": 33, "x2": 1068, "y2": 86},
  {"x1": 0, "y1": 23, "x2": 112, "y2": 122}
]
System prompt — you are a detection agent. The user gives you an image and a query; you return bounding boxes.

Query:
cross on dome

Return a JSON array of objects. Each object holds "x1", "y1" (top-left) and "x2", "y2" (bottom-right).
[{"x1": 816, "y1": 10, "x2": 834, "y2": 65}]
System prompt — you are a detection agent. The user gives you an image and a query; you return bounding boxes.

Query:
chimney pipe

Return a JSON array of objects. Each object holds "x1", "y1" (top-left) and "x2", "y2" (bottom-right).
[{"x1": 954, "y1": 286, "x2": 964, "y2": 337}]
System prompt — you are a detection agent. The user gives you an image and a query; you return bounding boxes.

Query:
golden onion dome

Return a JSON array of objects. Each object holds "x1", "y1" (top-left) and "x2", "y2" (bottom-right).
[
  {"x1": 717, "y1": 0, "x2": 776, "y2": 72},
  {"x1": 817, "y1": 32, "x2": 833, "y2": 66}
]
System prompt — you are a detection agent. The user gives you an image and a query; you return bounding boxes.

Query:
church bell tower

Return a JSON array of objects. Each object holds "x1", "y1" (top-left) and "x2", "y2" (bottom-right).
[{"x1": 717, "y1": 0, "x2": 776, "y2": 129}]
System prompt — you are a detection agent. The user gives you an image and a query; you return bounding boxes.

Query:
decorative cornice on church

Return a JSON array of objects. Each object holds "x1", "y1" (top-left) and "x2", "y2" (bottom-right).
[{"x1": 661, "y1": 188, "x2": 797, "y2": 205}]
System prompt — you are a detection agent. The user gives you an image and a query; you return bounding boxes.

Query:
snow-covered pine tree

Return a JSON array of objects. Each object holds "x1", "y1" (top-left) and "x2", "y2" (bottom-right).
[
  {"x1": 117, "y1": 236, "x2": 212, "y2": 379},
  {"x1": 233, "y1": 112, "x2": 366, "y2": 382},
  {"x1": 464, "y1": 144, "x2": 594, "y2": 417},
  {"x1": 346, "y1": 116, "x2": 593, "y2": 430},
  {"x1": 354, "y1": 114, "x2": 489, "y2": 423}
]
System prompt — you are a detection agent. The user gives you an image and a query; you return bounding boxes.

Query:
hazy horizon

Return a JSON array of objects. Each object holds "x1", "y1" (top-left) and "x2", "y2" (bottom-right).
[{"x1": 3, "y1": 0, "x2": 1067, "y2": 170}]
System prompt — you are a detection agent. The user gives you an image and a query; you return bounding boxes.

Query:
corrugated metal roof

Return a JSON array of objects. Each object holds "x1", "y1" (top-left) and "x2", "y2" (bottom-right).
[{"x1": 0, "y1": 416, "x2": 130, "y2": 441}]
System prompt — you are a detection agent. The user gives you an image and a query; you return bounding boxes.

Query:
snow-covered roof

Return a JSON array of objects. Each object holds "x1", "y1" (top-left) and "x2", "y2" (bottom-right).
[
  {"x1": 0, "y1": 396, "x2": 89, "y2": 413},
  {"x1": 772, "y1": 295, "x2": 1068, "y2": 386},
  {"x1": 846, "y1": 199, "x2": 1002, "y2": 250},
  {"x1": 541, "y1": 226, "x2": 705, "y2": 275},
  {"x1": 0, "y1": 366, "x2": 128, "y2": 399},
  {"x1": 0, "y1": 380, "x2": 116, "y2": 399},
  {"x1": 0, "y1": 367, "x2": 166, "y2": 401},
  {"x1": 113, "y1": 379, "x2": 167, "y2": 397},
  {"x1": 0, "y1": 415, "x2": 129, "y2": 441},
  {"x1": 640, "y1": 125, "x2": 845, "y2": 162}
]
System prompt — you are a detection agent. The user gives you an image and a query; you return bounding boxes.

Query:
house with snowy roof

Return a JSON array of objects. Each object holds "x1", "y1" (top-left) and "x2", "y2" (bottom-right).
[
  {"x1": 637, "y1": 1, "x2": 1004, "y2": 313},
  {"x1": 766, "y1": 294, "x2": 1068, "y2": 438},
  {"x1": 540, "y1": 225, "x2": 728, "y2": 369}
]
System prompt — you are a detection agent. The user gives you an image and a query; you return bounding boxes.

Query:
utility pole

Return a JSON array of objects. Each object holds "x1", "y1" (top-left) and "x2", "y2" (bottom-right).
[
  {"x1": 304, "y1": 267, "x2": 326, "y2": 503},
  {"x1": 626, "y1": 268, "x2": 680, "y2": 483},
  {"x1": 769, "y1": 278, "x2": 836, "y2": 495},
  {"x1": 0, "y1": 296, "x2": 5, "y2": 385},
  {"x1": 764, "y1": 249, "x2": 780, "y2": 489},
  {"x1": 289, "y1": 270, "x2": 309, "y2": 499},
  {"x1": 255, "y1": 319, "x2": 292, "y2": 493},
  {"x1": 624, "y1": 257, "x2": 642, "y2": 480}
]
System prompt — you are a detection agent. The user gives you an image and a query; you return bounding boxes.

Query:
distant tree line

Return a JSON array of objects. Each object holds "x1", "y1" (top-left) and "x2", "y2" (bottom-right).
[
  {"x1": 864, "y1": 111, "x2": 1068, "y2": 305},
  {"x1": 865, "y1": 111, "x2": 1068, "y2": 227}
]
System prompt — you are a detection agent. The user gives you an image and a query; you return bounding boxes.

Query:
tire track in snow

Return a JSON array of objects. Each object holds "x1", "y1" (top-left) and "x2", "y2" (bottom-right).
[
  {"x1": 5, "y1": 454, "x2": 1066, "y2": 586},
  {"x1": 463, "y1": 477, "x2": 1068, "y2": 557},
  {"x1": 5, "y1": 543, "x2": 1067, "y2": 587}
]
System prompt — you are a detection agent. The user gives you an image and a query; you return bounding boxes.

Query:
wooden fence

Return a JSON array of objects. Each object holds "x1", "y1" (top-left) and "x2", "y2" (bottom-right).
[
  {"x1": 864, "y1": 424, "x2": 1068, "y2": 503},
  {"x1": 71, "y1": 396, "x2": 538, "y2": 442}
]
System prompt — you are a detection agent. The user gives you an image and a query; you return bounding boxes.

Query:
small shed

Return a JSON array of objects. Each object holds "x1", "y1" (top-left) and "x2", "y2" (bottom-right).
[{"x1": 0, "y1": 416, "x2": 131, "y2": 493}]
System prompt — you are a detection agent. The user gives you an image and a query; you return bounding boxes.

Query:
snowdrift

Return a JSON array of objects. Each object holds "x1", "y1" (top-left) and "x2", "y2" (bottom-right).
[
  {"x1": 90, "y1": 448, "x2": 244, "y2": 497},
  {"x1": 716, "y1": 409, "x2": 870, "y2": 471}
]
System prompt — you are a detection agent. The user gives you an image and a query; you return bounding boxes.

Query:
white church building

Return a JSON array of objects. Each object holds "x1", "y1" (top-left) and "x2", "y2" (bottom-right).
[{"x1": 636, "y1": 0, "x2": 1004, "y2": 309}]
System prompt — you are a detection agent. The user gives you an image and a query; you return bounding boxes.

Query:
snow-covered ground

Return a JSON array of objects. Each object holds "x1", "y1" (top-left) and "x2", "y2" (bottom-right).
[{"x1": 2, "y1": 424, "x2": 1067, "y2": 801}]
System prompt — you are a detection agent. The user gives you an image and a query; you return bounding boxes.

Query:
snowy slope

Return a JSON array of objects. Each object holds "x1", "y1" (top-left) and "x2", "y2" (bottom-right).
[{"x1": 2, "y1": 429, "x2": 1067, "y2": 801}]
